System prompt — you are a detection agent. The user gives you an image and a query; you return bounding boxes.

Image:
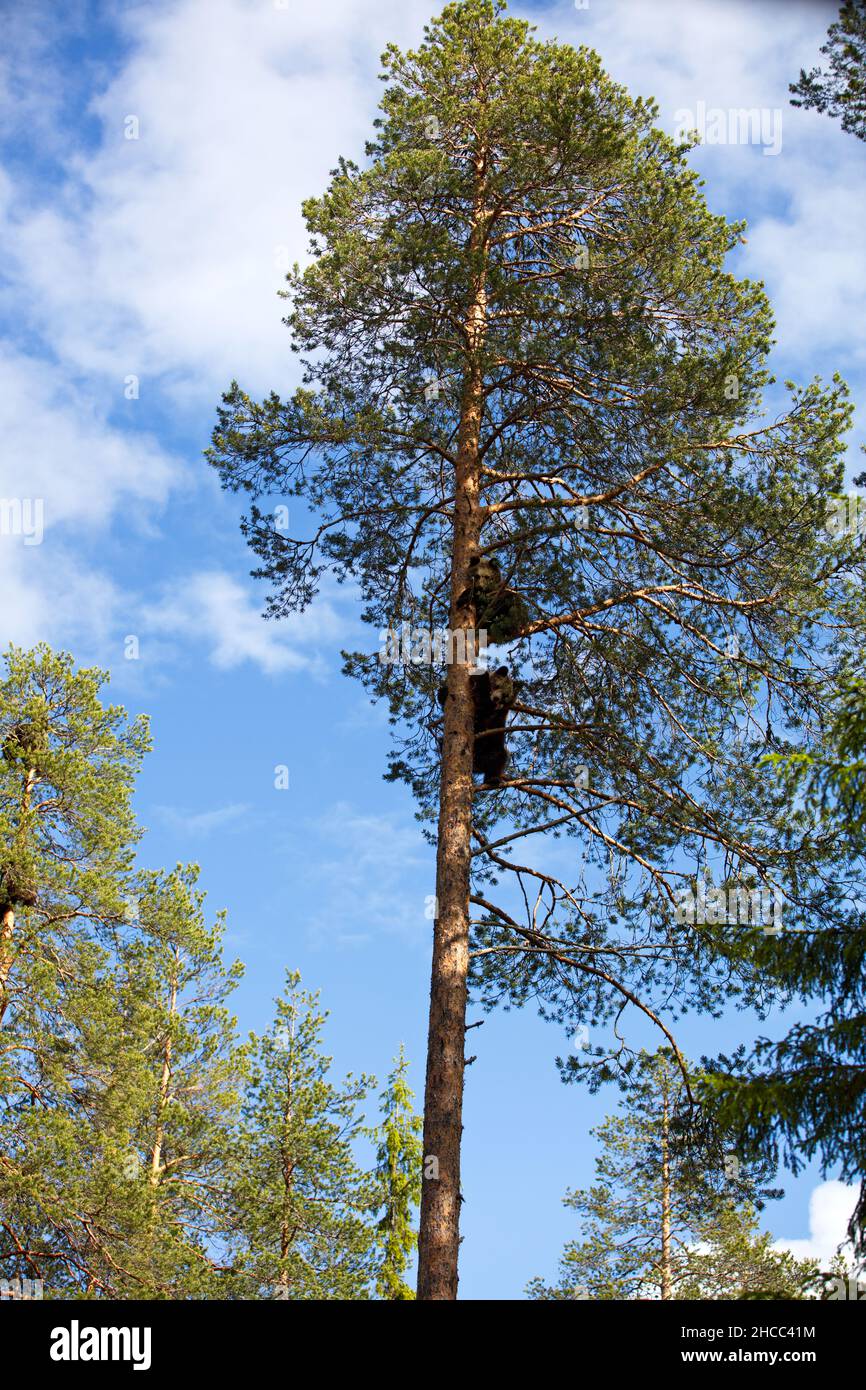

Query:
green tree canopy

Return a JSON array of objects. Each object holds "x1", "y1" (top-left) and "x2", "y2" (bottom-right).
[
  {"x1": 227, "y1": 972, "x2": 378, "y2": 1300},
  {"x1": 790, "y1": 2, "x2": 866, "y2": 141},
  {"x1": 702, "y1": 673, "x2": 866, "y2": 1255},
  {"x1": 0, "y1": 643, "x2": 149, "y2": 1023},
  {"x1": 372, "y1": 1045, "x2": 423, "y2": 1298},
  {"x1": 0, "y1": 864, "x2": 245, "y2": 1298},
  {"x1": 527, "y1": 1050, "x2": 818, "y2": 1301}
]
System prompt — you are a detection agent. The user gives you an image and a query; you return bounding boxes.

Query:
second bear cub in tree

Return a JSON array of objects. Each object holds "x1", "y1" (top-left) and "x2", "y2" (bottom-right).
[
  {"x1": 438, "y1": 665, "x2": 517, "y2": 787},
  {"x1": 457, "y1": 556, "x2": 528, "y2": 645}
]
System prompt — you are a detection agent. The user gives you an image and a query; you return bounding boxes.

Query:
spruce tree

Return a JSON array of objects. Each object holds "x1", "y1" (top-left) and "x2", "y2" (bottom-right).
[
  {"x1": 372, "y1": 1045, "x2": 423, "y2": 1299},
  {"x1": 704, "y1": 673, "x2": 866, "y2": 1254},
  {"x1": 208, "y1": 0, "x2": 862, "y2": 1296}
]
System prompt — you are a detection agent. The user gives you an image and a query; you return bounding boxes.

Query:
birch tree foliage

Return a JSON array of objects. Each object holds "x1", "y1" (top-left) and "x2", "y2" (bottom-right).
[{"x1": 208, "y1": 0, "x2": 864, "y2": 1067}]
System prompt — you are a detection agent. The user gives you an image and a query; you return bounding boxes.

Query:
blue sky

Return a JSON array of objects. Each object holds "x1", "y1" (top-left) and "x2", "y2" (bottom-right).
[{"x1": 1, "y1": 0, "x2": 864, "y2": 1297}]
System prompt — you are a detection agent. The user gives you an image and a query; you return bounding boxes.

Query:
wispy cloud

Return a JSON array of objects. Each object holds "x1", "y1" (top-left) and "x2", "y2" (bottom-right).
[
  {"x1": 0, "y1": 0, "x2": 431, "y2": 664},
  {"x1": 0, "y1": 345, "x2": 179, "y2": 652},
  {"x1": 151, "y1": 801, "x2": 253, "y2": 837},
  {"x1": 281, "y1": 800, "x2": 433, "y2": 947},
  {"x1": 141, "y1": 569, "x2": 351, "y2": 676},
  {"x1": 0, "y1": 0, "x2": 434, "y2": 400}
]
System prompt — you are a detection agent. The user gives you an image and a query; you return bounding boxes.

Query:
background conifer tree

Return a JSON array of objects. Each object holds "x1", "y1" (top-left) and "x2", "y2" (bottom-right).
[
  {"x1": 228, "y1": 972, "x2": 377, "y2": 1300},
  {"x1": 527, "y1": 1050, "x2": 817, "y2": 1300},
  {"x1": 704, "y1": 673, "x2": 866, "y2": 1254},
  {"x1": 1, "y1": 862, "x2": 245, "y2": 1298},
  {"x1": 108, "y1": 866, "x2": 246, "y2": 1298},
  {"x1": 0, "y1": 643, "x2": 149, "y2": 1025},
  {"x1": 790, "y1": 1, "x2": 866, "y2": 142},
  {"x1": 372, "y1": 1045, "x2": 423, "y2": 1299},
  {"x1": 677, "y1": 1205, "x2": 820, "y2": 1301}
]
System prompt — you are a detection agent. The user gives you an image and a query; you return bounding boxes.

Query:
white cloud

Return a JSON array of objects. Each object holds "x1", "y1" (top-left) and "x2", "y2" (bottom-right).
[
  {"x1": 0, "y1": 0, "x2": 432, "y2": 663},
  {"x1": 0, "y1": 543, "x2": 120, "y2": 654},
  {"x1": 572, "y1": 0, "x2": 834, "y2": 105},
  {"x1": 0, "y1": 0, "x2": 434, "y2": 401},
  {"x1": 738, "y1": 179, "x2": 866, "y2": 364},
  {"x1": 0, "y1": 345, "x2": 179, "y2": 651},
  {"x1": 152, "y1": 801, "x2": 252, "y2": 836},
  {"x1": 0, "y1": 346, "x2": 178, "y2": 527},
  {"x1": 0, "y1": 343, "x2": 351, "y2": 675},
  {"x1": 774, "y1": 1180, "x2": 861, "y2": 1267},
  {"x1": 540, "y1": 0, "x2": 866, "y2": 369},
  {"x1": 142, "y1": 568, "x2": 349, "y2": 675}
]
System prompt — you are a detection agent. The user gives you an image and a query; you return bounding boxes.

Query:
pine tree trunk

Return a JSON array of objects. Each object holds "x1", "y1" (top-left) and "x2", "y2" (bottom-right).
[
  {"x1": 149, "y1": 969, "x2": 178, "y2": 1186},
  {"x1": 0, "y1": 904, "x2": 15, "y2": 1023},
  {"x1": 278, "y1": 1007, "x2": 296, "y2": 1299},
  {"x1": 417, "y1": 149, "x2": 488, "y2": 1301},
  {"x1": 0, "y1": 762, "x2": 37, "y2": 1024},
  {"x1": 661, "y1": 1085, "x2": 672, "y2": 1299}
]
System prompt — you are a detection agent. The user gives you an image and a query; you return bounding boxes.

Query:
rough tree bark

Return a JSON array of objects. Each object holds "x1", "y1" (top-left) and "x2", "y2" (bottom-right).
[
  {"x1": 0, "y1": 760, "x2": 37, "y2": 1025},
  {"x1": 149, "y1": 960, "x2": 178, "y2": 1187},
  {"x1": 417, "y1": 144, "x2": 489, "y2": 1301},
  {"x1": 277, "y1": 1005, "x2": 297, "y2": 1298},
  {"x1": 661, "y1": 1081, "x2": 672, "y2": 1300}
]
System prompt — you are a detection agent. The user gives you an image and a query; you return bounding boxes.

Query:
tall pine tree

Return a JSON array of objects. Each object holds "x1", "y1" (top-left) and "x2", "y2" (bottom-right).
[{"x1": 208, "y1": 0, "x2": 863, "y2": 1296}]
